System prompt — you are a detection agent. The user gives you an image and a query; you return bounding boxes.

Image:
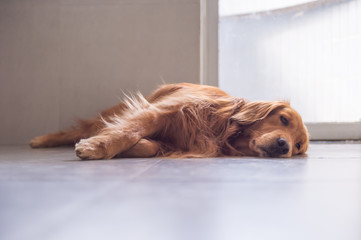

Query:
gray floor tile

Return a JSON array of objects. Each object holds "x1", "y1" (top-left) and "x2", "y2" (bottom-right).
[{"x1": 0, "y1": 143, "x2": 360, "y2": 240}]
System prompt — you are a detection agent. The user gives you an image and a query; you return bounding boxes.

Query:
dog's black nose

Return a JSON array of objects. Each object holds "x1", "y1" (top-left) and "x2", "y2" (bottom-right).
[{"x1": 277, "y1": 137, "x2": 289, "y2": 155}]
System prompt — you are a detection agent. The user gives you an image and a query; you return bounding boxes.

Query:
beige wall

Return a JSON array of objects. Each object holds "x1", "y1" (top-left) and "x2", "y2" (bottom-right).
[{"x1": 0, "y1": 0, "x2": 201, "y2": 144}]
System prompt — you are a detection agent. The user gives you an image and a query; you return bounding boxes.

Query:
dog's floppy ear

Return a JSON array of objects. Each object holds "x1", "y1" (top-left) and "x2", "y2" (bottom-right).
[{"x1": 231, "y1": 101, "x2": 289, "y2": 125}]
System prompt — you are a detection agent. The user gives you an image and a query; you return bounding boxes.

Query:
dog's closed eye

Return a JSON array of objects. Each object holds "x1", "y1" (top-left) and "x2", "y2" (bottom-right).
[{"x1": 280, "y1": 116, "x2": 288, "y2": 126}]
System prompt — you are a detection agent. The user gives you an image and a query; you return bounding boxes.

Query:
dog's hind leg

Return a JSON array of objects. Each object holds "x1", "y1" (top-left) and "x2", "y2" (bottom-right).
[
  {"x1": 29, "y1": 101, "x2": 134, "y2": 149},
  {"x1": 30, "y1": 129, "x2": 84, "y2": 148},
  {"x1": 30, "y1": 119, "x2": 105, "y2": 148},
  {"x1": 116, "y1": 139, "x2": 160, "y2": 158}
]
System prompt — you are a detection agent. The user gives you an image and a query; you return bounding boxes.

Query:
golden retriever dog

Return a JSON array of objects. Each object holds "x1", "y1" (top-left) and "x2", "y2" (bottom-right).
[{"x1": 30, "y1": 83, "x2": 309, "y2": 159}]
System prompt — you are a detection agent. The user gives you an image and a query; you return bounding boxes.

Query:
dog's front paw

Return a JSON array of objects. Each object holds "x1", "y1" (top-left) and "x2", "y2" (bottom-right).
[{"x1": 75, "y1": 138, "x2": 108, "y2": 160}]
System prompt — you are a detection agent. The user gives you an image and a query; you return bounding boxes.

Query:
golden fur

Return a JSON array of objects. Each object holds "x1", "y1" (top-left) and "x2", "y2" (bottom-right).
[{"x1": 30, "y1": 83, "x2": 309, "y2": 159}]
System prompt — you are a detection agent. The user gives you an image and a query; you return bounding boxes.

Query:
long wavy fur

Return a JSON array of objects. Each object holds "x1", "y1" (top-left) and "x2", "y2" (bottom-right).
[{"x1": 30, "y1": 83, "x2": 291, "y2": 158}]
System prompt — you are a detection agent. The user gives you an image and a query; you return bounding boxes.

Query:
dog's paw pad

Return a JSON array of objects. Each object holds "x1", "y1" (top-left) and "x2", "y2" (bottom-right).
[{"x1": 75, "y1": 139, "x2": 107, "y2": 160}]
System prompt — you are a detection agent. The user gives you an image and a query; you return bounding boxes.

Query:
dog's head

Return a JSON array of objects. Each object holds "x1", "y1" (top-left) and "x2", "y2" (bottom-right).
[{"x1": 230, "y1": 101, "x2": 309, "y2": 157}]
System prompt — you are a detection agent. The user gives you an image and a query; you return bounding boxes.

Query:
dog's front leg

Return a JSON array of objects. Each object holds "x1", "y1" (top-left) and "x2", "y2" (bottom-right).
[
  {"x1": 74, "y1": 131, "x2": 140, "y2": 160},
  {"x1": 74, "y1": 110, "x2": 162, "y2": 160}
]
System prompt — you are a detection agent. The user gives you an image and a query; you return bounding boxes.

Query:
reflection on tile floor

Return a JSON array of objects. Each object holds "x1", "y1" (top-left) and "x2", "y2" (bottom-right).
[{"x1": 0, "y1": 142, "x2": 360, "y2": 240}]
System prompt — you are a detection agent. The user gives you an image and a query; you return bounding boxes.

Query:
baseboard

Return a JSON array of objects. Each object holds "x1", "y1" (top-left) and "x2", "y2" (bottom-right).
[{"x1": 305, "y1": 122, "x2": 361, "y2": 140}]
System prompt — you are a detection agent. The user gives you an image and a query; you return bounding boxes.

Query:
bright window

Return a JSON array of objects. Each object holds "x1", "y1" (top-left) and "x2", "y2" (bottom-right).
[{"x1": 219, "y1": 0, "x2": 361, "y2": 123}]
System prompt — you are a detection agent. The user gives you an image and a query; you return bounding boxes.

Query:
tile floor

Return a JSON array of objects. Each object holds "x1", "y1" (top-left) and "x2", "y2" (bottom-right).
[{"x1": 0, "y1": 142, "x2": 360, "y2": 240}]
